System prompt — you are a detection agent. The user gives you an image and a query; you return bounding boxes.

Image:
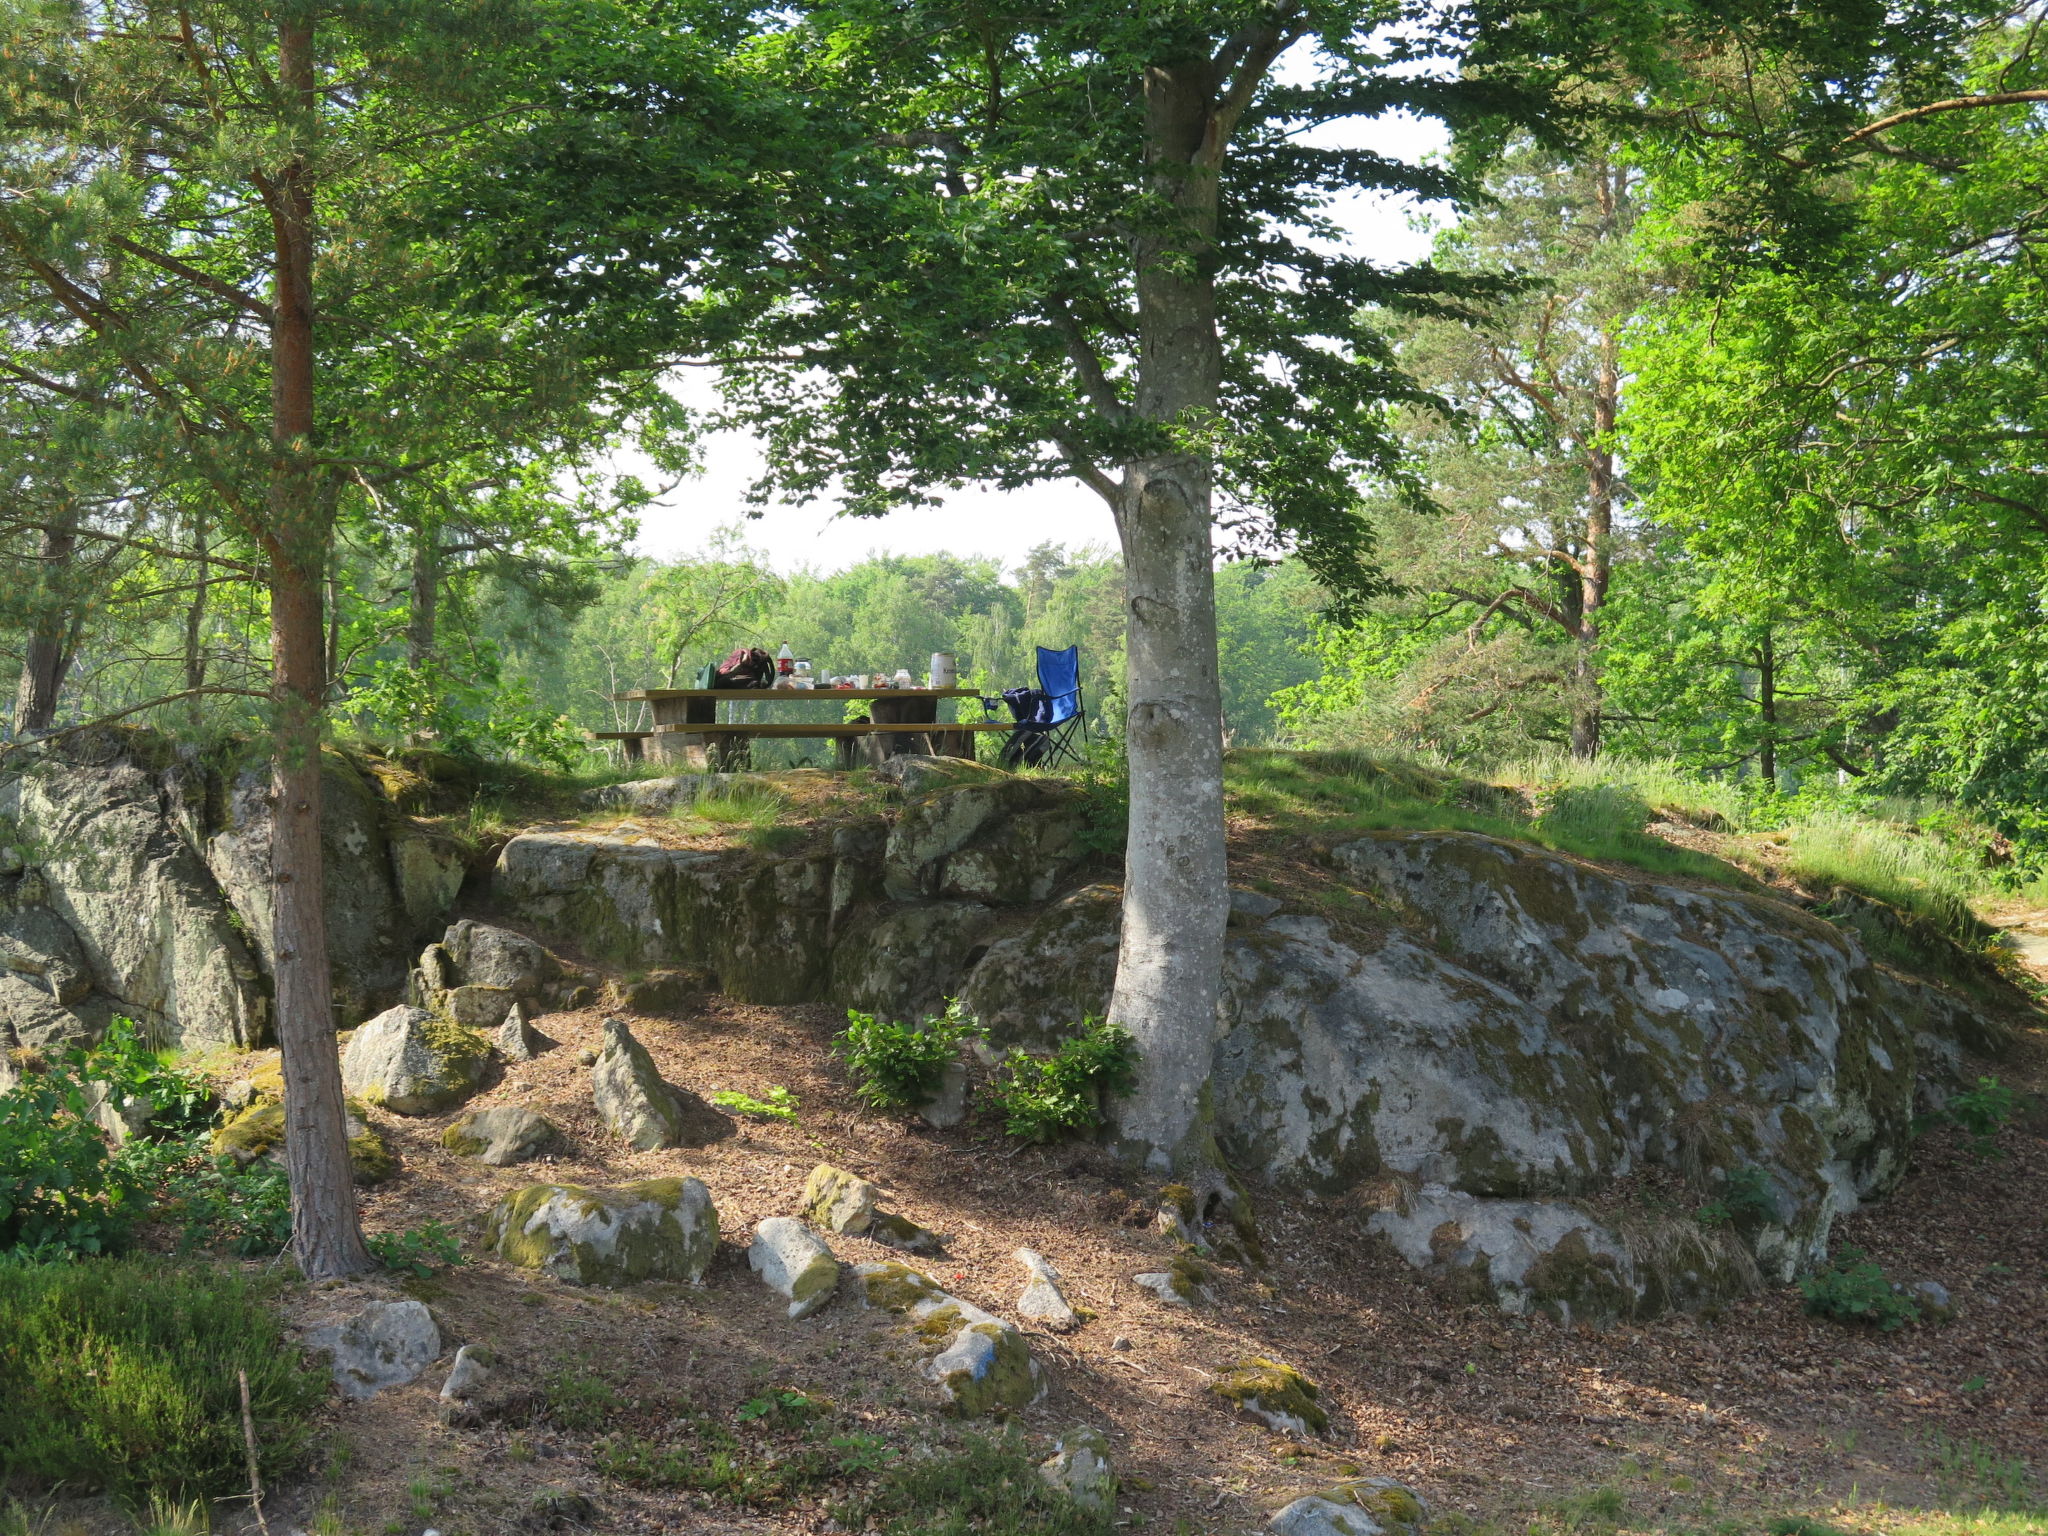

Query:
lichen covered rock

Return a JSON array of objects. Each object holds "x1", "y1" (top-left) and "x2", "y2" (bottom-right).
[
  {"x1": 1015, "y1": 1248, "x2": 1077, "y2": 1330},
  {"x1": 442, "y1": 1105, "x2": 558, "y2": 1166},
  {"x1": 1134, "y1": 1251, "x2": 1211, "y2": 1307},
  {"x1": 1211, "y1": 1357, "x2": 1327, "y2": 1438},
  {"x1": 1039, "y1": 1425, "x2": 1115, "y2": 1514},
  {"x1": 495, "y1": 1001, "x2": 543, "y2": 1061},
  {"x1": 747, "y1": 1217, "x2": 840, "y2": 1319},
  {"x1": 305, "y1": 1298, "x2": 441, "y2": 1400},
  {"x1": 483, "y1": 1177, "x2": 719, "y2": 1286},
  {"x1": 855, "y1": 1261, "x2": 1044, "y2": 1415},
  {"x1": 442, "y1": 919, "x2": 563, "y2": 997},
  {"x1": 341, "y1": 1004, "x2": 491, "y2": 1115},
  {"x1": 801, "y1": 1163, "x2": 880, "y2": 1235},
  {"x1": 1270, "y1": 1478, "x2": 1429, "y2": 1536}
]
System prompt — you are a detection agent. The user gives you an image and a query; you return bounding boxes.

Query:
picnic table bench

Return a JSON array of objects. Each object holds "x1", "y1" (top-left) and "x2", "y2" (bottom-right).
[{"x1": 603, "y1": 687, "x2": 1008, "y2": 767}]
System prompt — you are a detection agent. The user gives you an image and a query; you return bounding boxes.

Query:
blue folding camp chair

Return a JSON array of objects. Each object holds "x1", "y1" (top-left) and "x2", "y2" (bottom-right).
[{"x1": 995, "y1": 645, "x2": 1087, "y2": 769}]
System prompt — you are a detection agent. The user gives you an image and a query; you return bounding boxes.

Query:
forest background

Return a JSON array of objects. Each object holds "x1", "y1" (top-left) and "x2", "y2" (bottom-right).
[{"x1": 8, "y1": 4, "x2": 2048, "y2": 854}]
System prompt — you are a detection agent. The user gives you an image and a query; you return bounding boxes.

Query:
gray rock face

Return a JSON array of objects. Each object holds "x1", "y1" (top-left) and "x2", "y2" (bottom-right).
[
  {"x1": 1039, "y1": 1425, "x2": 1115, "y2": 1515},
  {"x1": 342, "y1": 1005, "x2": 490, "y2": 1115},
  {"x1": 444, "y1": 985, "x2": 515, "y2": 1030},
  {"x1": 442, "y1": 1105, "x2": 557, "y2": 1165},
  {"x1": 0, "y1": 970, "x2": 91, "y2": 1049},
  {"x1": 6, "y1": 740, "x2": 266, "y2": 1049},
  {"x1": 482, "y1": 1178, "x2": 720, "y2": 1286},
  {"x1": 1015, "y1": 1248, "x2": 1078, "y2": 1330},
  {"x1": 0, "y1": 904, "x2": 92, "y2": 1005},
  {"x1": 748, "y1": 1218, "x2": 840, "y2": 1319},
  {"x1": 305, "y1": 1299, "x2": 441, "y2": 1399},
  {"x1": 958, "y1": 830, "x2": 2005, "y2": 1321}
]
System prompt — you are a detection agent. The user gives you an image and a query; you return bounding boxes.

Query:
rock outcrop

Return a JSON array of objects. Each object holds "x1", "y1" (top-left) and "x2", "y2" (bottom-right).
[
  {"x1": 442, "y1": 1105, "x2": 558, "y2": 1166},
  {"x1": 0, "y1": 729, "x2": 467, "y2": 1051},
  {"x1": 482, "y1": 1178, "x2": 720, "y2": 1286}
]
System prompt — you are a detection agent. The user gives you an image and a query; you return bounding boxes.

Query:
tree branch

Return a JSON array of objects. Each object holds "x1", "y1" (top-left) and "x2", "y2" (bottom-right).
[{"x1": 1841, "y1": 90, "x2": 2048, "y2": 146}]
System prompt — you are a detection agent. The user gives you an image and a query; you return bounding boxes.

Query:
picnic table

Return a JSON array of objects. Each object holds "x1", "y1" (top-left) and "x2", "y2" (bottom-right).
[{"x1": 601, "y1": 686, "x2": 1011, "y2": 768}]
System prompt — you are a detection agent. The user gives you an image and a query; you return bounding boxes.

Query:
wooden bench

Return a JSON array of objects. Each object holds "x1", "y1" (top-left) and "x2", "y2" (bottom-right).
[
  {"x1": 652, "y1": 719, "x2": 1012, "y2": 769},
  {"x1": 593, "y1": 729, "x2": 652, "y2": 762}
]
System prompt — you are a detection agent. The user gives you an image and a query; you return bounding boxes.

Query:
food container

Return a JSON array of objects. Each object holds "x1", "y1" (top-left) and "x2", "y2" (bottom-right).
[{"x1": 929, "y1": 651, "x2": 957, "y2": 688}]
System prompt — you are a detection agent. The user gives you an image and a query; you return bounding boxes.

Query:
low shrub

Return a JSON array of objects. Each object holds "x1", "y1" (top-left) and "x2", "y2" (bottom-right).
[
  {"x1": 118, "y1": 1139, "x2": 294, "y2": 1256},
  {"x1": 0, "y1": 1071, "x2": 139, "y2": 1259},
  {"x1": 836, "y1": 1001, "x2": 982, "y2": 1114},
  {"x1": 0, "y1": 1257, "x2": 325, "y2": 1499},
  {"x1": 708, "y1": 1086, "x2": 800, "y2": 1122},
  {"x1": 1695, "y1": 1166, "x2": 1778, "y2": 1228},
  {"x1": 987, "y1": 1020, "x2": 1138, "y2": 1143},
  {"x1": 368, "y1": 1221, "x2": 464, "y2": 1278},
  {"x1": 1944, "y1": 1076, "x2": 2021, "y2": 1159},
  {"x1": 1800, "y1": 1246, "x2": 1921, "y2": 1331},
  {"x1": 833, "y1": 1431, "x2": 1114, "y2": 1535}
]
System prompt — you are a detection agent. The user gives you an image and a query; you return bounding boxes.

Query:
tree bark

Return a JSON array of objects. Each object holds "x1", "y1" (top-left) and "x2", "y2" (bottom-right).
[
  {"x1": 183, "y1": 504, "x2": 210, "y2": 713},
  {"x1": 14, "y1": 513, "x2": 79, "y2": 736},
  {"x1": 1569, "y1": 332, "x2": 1619, "y2": 760},
  {"x1": 1105, "y1": 58, "x2": 1231, "y2": 1172},
  {"x1": 266, "y1": 12, "x2": 371, "y2": 1281},
  {"x1": 1757, "y1": 627, "x2": 1777, "y2": 787},
  {"x1": 407, "y1": 518, "x2": 438, "y2": 670}
]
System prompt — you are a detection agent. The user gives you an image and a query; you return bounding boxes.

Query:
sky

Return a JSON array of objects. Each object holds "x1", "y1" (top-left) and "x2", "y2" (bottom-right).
[{"x1": 625, "y1": 107, "x2": 1453, "y2": 577}]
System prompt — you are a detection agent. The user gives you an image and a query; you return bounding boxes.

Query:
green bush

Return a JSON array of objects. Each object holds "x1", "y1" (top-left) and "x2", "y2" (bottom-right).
[
  {"x1": 77, "y1": 1018, "x2": 215, "y2": 1137},
  {"x1": 1799, "y1": 1246, "x2": 1921, "y2": 1331},
  {"x1": 117, "y1": 1139, "x2": 294, "y2": 1256},
  {"x1": 836, "y1": 1001, "x2": 982, "y2": 1113},
  {"x1": 987, "y1": 1020, "x2": 1138, "y2": 1143},
  {"x1": 1695, "y1": 1166, "x2": 1778, "y2": 1228},
  {"x1": 833, "y1": 1431, "x2": 1113, "y2": 1535},
  {"x1": 0, "y1": 1258, "x2": 325, "y2": 1499},
  {"x1": 368, "y1": 1221, "x2": 464, "y2": 1278},
  {"x1": 1944, "y1": 1076, "x2": 2020, "y2": 1159},
  {"x1": 0, "y1": 1071, "x2": 139, "y2": 1259}
]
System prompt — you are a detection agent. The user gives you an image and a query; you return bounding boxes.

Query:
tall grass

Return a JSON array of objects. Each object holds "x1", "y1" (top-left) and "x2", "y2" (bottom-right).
[
  {"x1": 1772, "y1": 811, "x2": 1984, "y2": 942},
  {"x1": 672, "y1": 782, "x2": 800, "y2": 852},
  {"x1": 1490, "y1": 750, "x2": 1750, "y2": 830}
]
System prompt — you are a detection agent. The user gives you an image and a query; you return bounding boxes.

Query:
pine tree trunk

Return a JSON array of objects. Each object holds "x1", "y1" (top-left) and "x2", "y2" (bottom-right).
[
  {"x1": 1757, "y1": 628, "x2": 1777, "y2": 787},
  {"x1": 14, "y1": 515, "x2": 78, "y2": 736},
  {"x1": 268, "y1": 14, "x2": 370, "y2": 1281},
  {"x1": 1569, "y1": 338, "x2": 1619, "y2": 761},
  {"x1": 1106, "y1": 59, "x2": 1231, "y2": 1171},
  {"x1": 183, "y1": 506, "x2": 210, "y2": 715},
  {"x1": 407, "y1": 520, "x2": 438, "y2": 670}
]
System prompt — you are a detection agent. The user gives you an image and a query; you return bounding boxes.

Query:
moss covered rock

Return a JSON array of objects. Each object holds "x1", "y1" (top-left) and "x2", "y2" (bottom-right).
[
  {"x1": 341, "y1": 1004, "x2": 491, "y2": 1115},
  {"x1": 590, "y1": 1016, "x2": 731, "y2": 1150},
  {"x1": 212, "y1": 1097, "x2": 396, "y2": 1185},
  {"x1": 1039, "y1": 1425, "x2": 1115, "y2": 1515},
  {"x1": 482, "y1": 1177, "x2": 719, "y2": 1286},
  {"x1": 801, "y1": 1163, "x2": 880, "y2": 1235},
  {"x1": 854, "y1": 1260, "x2": 1045, "y2": 1415},
  {"x1": 1211, "y1": 1357, "x2": 1327, "y2": 1438},
  {"x1": 1270, "y1": 1477, "x2": 1429, "y2": 1536},
  {"x1": 441, "y1": 1105, "x2": 558, "y2": 1166}
]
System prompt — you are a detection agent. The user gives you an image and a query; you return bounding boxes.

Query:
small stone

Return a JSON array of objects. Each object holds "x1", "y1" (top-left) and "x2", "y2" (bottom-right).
[
  {"x1": 1908, "y1": 1279, "x2": 1957, "y2": 1321},
  {"x1": 1039, "y1": 1424, "x2": 1115, "y2": 1515},
  {"x1": 442, "y1": 1105, "x2": 557, "y2": 1166},
  {"x1": 591, "y1": 1017, "x2": 729, "y2": 1150},
  {"x1": 577, "y1": 1047, "x2": 598, "y2": 1067},
  {"x1": 1229, "y1": 887, "x2": 1285, "y2": 922},
  {"x1": 870, "y1": 1210, "x2": 944, "y2": 1253},
  {"x1": 1111, "y1": 1335, "x2": 1133, "y2": 1352},
  {"x1": 1133, "y1": 1250, "x2": 1210, "y2": 1306},
  {"x1": 748, "y1": 1217, "x2": 841, "y2": 1320},
  {"x1": 915, "y1": 1056, "x2": 970, "y2": 1128},
  {"x1": 495, "y1": 1001, "x2": 544, "y2": 1061},
  {"x1": 802, "y1": 1163, "x2": 880, "y2": 1235},
  {"x1": 1015, "y1": 1248, "x2": 1077, "y2": 1330},
  {"x1": 305, "y1": 1299, "x2": 441, "y2": 1400},
  {"x1": 1268, "y1": 1479, "x2": 1429, "y2": 1536},
  {"x1": 1212, "y1": 1357, "x2": 1328, "y2": 1438},
  {"x1": 855, "y1": 1261, "x2": 1045, "y2": 1415},
  {"x1": 439, "y1": 1344, "x2": 491, "y2": 1401},
  {"x1": 442, "y1": 919, "x2": 563, "y2": 997}
]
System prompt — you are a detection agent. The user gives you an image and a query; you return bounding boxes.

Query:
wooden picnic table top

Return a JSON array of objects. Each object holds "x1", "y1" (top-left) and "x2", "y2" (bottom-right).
[
  {"x1": 650, "y1": 721, "x2": 1011, "y2": 738},
  {"x1": 615, "y1": 687, "x2": 981, "y2": 702}
]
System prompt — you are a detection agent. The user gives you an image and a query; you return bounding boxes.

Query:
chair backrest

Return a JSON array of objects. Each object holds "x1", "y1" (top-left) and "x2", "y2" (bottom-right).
[{"x1": 1035, "y1": 646, "x2": 1081, "y2": 724}]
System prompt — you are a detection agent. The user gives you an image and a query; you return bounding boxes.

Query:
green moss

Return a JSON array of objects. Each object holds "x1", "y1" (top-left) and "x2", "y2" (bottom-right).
[
  {"x1": 1519, "y1": 1229, "x2": 1634, "y2": 1324},
  {"x1": 347, "y1": 1126, "x2": 397, "y2": 1186},
  {"x1": 861, "y1": 1261, "x2": 944, "y2": 1313},
  {"x1": 870, "y1": 1211, "x2": 941, "y2": 1250},
  {"x1": 440, "y1": 1123, "x2": 490, "y2": 1158},
  {"x1": 416, "y1": 1012, "x2": 491, "y2": 1069},
  {"x1": 1210, "y1": 1357, "x2": 1328, "y2": 1437},
  {"x1": 939, "y1": 1323, "x2": 1040, "y2": 1417},
  {"x1": 213, "y1": 1102, "x2": 284, "y2": 1163},
  {"x1": 1326, "y1": 1478, "x2": 1428, "y2": 1534},
  {"x1": 1167, "y1": 1250, "x2": 1211, "y2": 1300}
]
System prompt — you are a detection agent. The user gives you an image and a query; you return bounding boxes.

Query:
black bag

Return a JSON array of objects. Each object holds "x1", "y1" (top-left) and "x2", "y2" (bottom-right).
[{"x1": 713, "y1": 646, "x2": 776, "y2": 689}]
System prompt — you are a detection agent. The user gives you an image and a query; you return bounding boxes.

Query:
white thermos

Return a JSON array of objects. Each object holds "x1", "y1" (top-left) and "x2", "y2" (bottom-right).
[{"x1": 929, "y1": 651, "x2": 957, "y2": 688}]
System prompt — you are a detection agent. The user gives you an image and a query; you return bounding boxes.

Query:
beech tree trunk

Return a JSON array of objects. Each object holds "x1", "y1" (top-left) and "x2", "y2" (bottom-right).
[
  {"x1": 1105, "y1": 59, "x2": 1232, "y2": 1171},
  {"x1": 267, "y1": 14, "x2": 371, "y2": 1281},
  {"x1": 407, "y1": 519, "x2": 438, "y2": 669},
  {"x1": 14, "y1": 514, "x2": 78, "y2": 736}
]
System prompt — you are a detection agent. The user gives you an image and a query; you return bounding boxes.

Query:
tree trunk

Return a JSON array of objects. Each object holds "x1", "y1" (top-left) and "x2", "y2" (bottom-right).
[
  {"x1": 183, "y1": 505, "x2": 210, "y2": 716},
  {"x1": 1105, "y1": 59, "x2": 1231, "y2": 1172},
  {"x1": 407, "y1": 518, "x2": 438, "y2": 669},
  {"x1": 1757, "y1": 627, "x2": 1777, "y2": 787},
  {"x1": 14, "y1": 513, "x2": 79, "y2": 736},
  {"x1": 1569, "y1": 334, "x2": 1620, "y2": 760},
  {"x1": 267, "y1": 13, "x2": 371, "y2": 1282}
]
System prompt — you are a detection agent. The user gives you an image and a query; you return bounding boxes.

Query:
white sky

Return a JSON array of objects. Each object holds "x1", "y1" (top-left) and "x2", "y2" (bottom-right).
[{"x1": 626, "y1": 109, "x2": 1452, "y2": 576}]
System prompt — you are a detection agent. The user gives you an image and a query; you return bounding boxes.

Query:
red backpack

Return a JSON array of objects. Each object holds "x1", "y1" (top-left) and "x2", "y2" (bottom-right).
[{"x1": 712, "y1": 646, "x2": 776, "y2": 689}]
